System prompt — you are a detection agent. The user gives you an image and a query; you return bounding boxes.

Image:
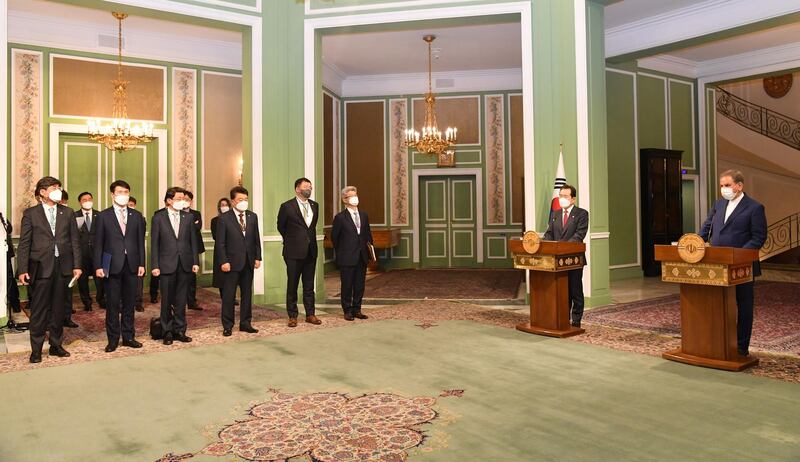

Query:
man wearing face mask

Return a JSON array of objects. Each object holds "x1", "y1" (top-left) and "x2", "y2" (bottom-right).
[
  {"x1": 331, "y1": 186, "x2": 373, "y2": 321},
  {"x1": 543, "y1": 184, "x2": 589, "y2": 328},
  {"x1": 150, "y1": 187, "x2": 199, "y2": 345},
  {"x1": 94, "y1": 180, "x2": 147, "y2": 352},
  {"x1": 276, "y1": 178, "x2": 322, "y2": 327},
  {"x1": 16, "y1": 176, "x2": 82, "y2": 363},
  {"x1": 75, "y1": 192, "x2": 104, "y2": 311},
  {"x1": 699, "y1": 170, "x2": 766, "y2": 357},
  {"x1": 211, "y1": 198, "x2": 233, "y2": 304},
  {"x1": 184, "y1": 191, "x2": 205, "y2": 311},
  {"x1": 57, "y1": 190, "x2": 79, "y2": 328},
  {"x1": 216, "y1": 186, "x2": 262, "y2": 336}
]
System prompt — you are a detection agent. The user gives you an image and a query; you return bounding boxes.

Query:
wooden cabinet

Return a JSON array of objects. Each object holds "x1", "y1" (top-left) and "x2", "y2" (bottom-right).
[{"x1": 640, "y1": 148, "x2": 683, "y2": 276}]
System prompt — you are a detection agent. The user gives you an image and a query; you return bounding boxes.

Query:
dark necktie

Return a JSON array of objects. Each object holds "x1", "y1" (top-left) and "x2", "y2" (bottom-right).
[{"x1": 239, "y1": 213, "x2": 246, "y2": 234}]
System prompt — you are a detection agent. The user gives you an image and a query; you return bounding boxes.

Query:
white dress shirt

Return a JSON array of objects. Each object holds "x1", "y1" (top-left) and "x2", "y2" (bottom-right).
[
  {"x1": 724, "y1": 192, "x2": 745, "y2": 223},
  {"x1": 296, "y1": 197, "x2": 313, "y2": 227}
]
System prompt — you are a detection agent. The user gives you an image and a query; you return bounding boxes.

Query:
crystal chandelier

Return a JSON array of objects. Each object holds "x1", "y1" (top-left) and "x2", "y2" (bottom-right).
[
  {"x1": 404, "y1": 35, "x2": 457, "y2": 167},
  {"x1": 88, "y1": 12, "x2": 154, "y2": 152}
]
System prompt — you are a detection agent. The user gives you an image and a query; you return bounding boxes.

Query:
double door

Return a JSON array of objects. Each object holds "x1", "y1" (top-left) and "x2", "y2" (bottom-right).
[{"x1": 419, "y1": 175, "x2": 477, "y2": 268}]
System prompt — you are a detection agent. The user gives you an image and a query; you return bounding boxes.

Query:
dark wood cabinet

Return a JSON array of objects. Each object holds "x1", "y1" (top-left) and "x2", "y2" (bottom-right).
[{"x1": 640, "y1": 148, "x2": 683, "y2": 276}]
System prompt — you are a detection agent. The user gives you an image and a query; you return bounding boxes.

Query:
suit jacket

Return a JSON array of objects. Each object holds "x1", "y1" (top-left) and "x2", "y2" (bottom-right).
[
  {"x1": 215, "y1": 209, "x2": 262, "y2": 272},
  {"x1": 700, "y1": 194, "x2": 767, "y2": 276},
  {"x1": 331, "y1": 208, "x2": 373, "y2": 266},
  {"x1": 210, "y1": 215, "x2": 223, "y2": 287},
  {"x1": 188, "y1": 208, "x2": 206, "y2": 254},
  {"x1": 150, "y1": 208, "x2": 199, "y2": 274},
  {"x1": 543, "y1": 206, "x2": 589, "y2": 266},
  {"x1": 16, "y1": 203, "x2": 82, "y2": 279},
  {"x1": 277, "y1": 198, "x2": 319, "y2": 260},
  {"x1": 93, "y1": 206, "x2": 146, "y2": 275},
  {"x1": 74, "y1": 209, "x2": 101, "y2": 262}
]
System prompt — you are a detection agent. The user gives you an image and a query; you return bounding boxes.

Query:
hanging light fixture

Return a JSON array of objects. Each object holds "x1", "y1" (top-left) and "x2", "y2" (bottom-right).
[
  {"x1": 404, "y1": 35, "x2": 457, "y2": 167},
  {"x1": 87, "y1": 12, "x2": 154, "y2": 152}
]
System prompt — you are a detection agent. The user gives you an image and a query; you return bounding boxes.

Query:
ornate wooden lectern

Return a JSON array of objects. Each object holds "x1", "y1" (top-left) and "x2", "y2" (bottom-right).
[
  {"x1": 654, "y1": 243, "x2": 760, "y2": 371},
  {"x1": 509, "y1": 236, "x2": 586, "y2": 338}
]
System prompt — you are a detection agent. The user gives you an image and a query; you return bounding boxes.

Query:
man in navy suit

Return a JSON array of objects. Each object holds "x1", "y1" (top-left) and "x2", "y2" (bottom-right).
[
  {"x1": 94, "y1": 180, "x2": 146, "y2": 352},
  {"x1": 331, "y1": 186, "x2": 373, "y2": 321},
  {"x1": 700, "y1": 169, "x2": 767, "y2": 357},
  {"x1": 543, "y1": 184, "x2": 589, "y2": 328},
  {"x1": 75, "y1": 191, "x2": 104, "y2": 311}
]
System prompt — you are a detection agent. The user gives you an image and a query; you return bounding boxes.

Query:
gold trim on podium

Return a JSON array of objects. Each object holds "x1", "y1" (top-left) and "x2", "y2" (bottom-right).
[{"x1": 661, "y1": 262, "x2": 753, "y2": 286}]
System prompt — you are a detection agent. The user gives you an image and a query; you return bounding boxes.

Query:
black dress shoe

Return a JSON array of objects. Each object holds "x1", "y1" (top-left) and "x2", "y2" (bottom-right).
[
  {"x1": 49, "y1": 345, "x2": 71, "y2": 357},
  {"x1": 174, "y1": 333, "x2": 192, "y2": 343},
  {"x1": 135, "y1": 305, "x2": 144, "y2": 312},
  {"x1": 354, "y1": 312, "x2": 368, "y2": 319},
  {"x1": 240, "y1": 325, "x2": 259, "y2": 334},
  {"x1": 344, "y1": 314, "x2": 355, "y2": 321},
  {"x1": 30, "y1": 352, "x2": 42, "y2": 363},
  {"x1": 71, "y1": 309, "x2": 77, "y2": 314},
  {"x1": 122, "y1": 339, "x2": 143, "y2": 348},
  {"x1": 571, "y1": 321, "x2": 581, "y2": 328},
  {"x1": 738, "y1": 348, "x2": 750, "y2": 357},
  {"x1": 63, "y1": 320, "x2": 79, "y2": 328},
  {"x1": 188, "y1": 305, "x2": 203, "y2": 311},
  {"x1": 105, "y1": 343, "x2": 118, "y2": 353},
  {"x1": 223, "y1": 329, "x2": 232, "y2": 337},
  {"x1": 163, "y1": 333, "x2": 173, "y2": 345}
]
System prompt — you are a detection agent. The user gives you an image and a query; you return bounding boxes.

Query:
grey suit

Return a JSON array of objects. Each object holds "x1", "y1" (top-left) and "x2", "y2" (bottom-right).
[{"x1": 544, "y1": 206, "x2": 588, "y2": 325}]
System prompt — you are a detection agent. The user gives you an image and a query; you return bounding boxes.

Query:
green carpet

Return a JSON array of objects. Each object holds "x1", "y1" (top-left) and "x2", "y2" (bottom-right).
[{"x1": 1, "y1": 320, "x2": 798, "y2": 461}]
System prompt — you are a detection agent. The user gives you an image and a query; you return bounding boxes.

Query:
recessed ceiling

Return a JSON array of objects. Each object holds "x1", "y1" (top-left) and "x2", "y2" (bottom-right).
[
  {"x1": 667, "y1": 22, "x2": 800, "y2": 62},
  {"x1": 322, "y1": 22, "x2": 521, "y2": 77},
  {"x1": 605, "y1": 0, "x2": 707, "y2": 29}
]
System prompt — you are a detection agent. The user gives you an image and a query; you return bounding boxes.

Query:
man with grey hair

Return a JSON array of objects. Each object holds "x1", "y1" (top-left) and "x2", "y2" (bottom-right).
[
  {"x1": 699, "y1": 169, "x2": 766, "y2": 357},
  {"x1": 331, "y1": 186, "x2": 373, "y2": 321}
]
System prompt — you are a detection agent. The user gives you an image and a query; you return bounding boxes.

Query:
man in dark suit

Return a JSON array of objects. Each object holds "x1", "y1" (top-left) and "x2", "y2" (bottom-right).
[
  {"x1": 185, "y1": 190, "x2": 205, "y2": 311},
  {"x1": 700, "y1": 169, "x2": 767, "y2": 357},
  {"x1": 75, "y1": 192, "x2": 104, "y2": 311},
  {"x1": 1, "y1": 212, "x2": 21, "y2": 313},
  {"x1": 151, "y1": 187, "x2": 199, "y2": 345},
  {"x1": 16, "y1": 176, "x2": 82, "y2": 363},
  {"x1": 277, "y1": 178, "x2": 321, "y2": 327},
  {"x1": 215, "y1": 186, "x2": 262, "y2": 336},
  {"x1": 543, "y1": 184, "x2": 589, "y2": 328},
  {"x1": 57, "y1": 190, "x2": 79, "y2": 328},
  {"x1": 331, "y1": 186, "x2": 373, "y2": 321},
  {"x1": 128, "y1": 196, "x2": 145, "y2": 312},
  {"x1": 94, "y1": 180, "x2": 146, "y2": 352},
  {"x1": 211, "y1": 197, "x2": 233, "y2": 304}
]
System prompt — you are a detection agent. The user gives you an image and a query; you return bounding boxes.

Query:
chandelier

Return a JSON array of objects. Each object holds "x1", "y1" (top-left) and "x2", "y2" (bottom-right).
[
  {"x1": 88, "y1": 12, "x2": 154, "y2": 152},
  {"x1": 404, "y1": 35, "x2": 457, "y2": 167}
]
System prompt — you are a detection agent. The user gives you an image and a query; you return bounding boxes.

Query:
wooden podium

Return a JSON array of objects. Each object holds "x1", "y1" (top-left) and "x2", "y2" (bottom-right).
[
  {"x1": 509, "y1": 238, "x2": 586, "y2": 338},
  {"x1": 654, "y1": 245, "x2": 760, "y2": 371}
]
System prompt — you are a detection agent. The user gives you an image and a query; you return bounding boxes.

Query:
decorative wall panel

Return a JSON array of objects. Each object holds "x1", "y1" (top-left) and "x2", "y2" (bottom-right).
[
  {"x1": 11, "y1": 50, "x2": 43, "y2": 233},
  {"x1": 485, "y1": 95, "x2": 506, "y2": 225},
  {"x1": 389, "y1": 98, "x2": 409, "y2": 226},
  {"x1": 173, "y1": 68, "x2": 196, "y2": 192}
]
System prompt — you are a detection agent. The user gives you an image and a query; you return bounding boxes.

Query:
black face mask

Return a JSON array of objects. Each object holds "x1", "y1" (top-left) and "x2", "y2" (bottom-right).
[{"x1": 300, "y1": 189, "x2": 312, "y2": 199}]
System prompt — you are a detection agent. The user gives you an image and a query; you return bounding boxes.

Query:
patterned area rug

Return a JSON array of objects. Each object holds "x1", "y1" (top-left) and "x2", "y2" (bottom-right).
[
  {"x1": 583, "y1": 281, "x2": 800, "y2": 355},
  {"x1": 356, "y1": 269, "x2": 523, "y2": 299},
  {"x1": 157, "y1": 389, "x2": 462, "y2": 462},
  {"x1": 27, "y1": 288, "x2": 283, "y2": 344}
]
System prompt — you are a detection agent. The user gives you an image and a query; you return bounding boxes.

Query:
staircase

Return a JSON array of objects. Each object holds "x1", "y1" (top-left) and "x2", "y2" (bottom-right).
[
  {"x1": 761, "y1": 212, "x2": 800, "y2": 261},
  {"x1": 716, "y1": 87, "x2": 800, "y2": 152}
]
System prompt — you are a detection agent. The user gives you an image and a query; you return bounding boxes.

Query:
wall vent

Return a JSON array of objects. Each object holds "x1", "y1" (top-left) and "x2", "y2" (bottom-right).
[{"x1": 435, "y1": 78, "x2": 455, "y2": 88}]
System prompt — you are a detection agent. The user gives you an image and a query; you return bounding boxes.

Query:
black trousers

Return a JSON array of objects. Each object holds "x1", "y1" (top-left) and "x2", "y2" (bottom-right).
[
  {"x1": 136, "y1": 276, "x2": 144, "y2": 306},
  {"x1": 187, "y1": 272, "x2": 198, "y2": 308},
  {"x1": 339, "y1": 260, "x2": 367, "y2": 315},
  {"x1": 284, "y1": 251, "x2": 316, "y2": 318},
  {"x1": 105, "y1": 258, "x2": 137, "y2": 344},
  {"x1": 735, "y1": 281, "x2": 755, "y2": 352},
  {"x1": 77, "y1": 254, "x2": 104, "y2": 307},
  {"x1": 160, "y1": 268, "x2": 191, "y2": 335},
  {"x1": 29, "y1": 260, "x2": 67, "y2": 352},
  {"x1": 64, "y1": 283, "x2": 74, "y2": 322},
  {"x1": 221, "y1": 264, "x2": 254, "y2": 331},
  {"x1": 149, "y1": 274, "x2": 160, "y2": 300},
  {"x1": 568, "y1": 267, "x2": 585, "y2": 324},
  {"x1": 6, "y1": 257, "x2": 20, "y2": 311}
]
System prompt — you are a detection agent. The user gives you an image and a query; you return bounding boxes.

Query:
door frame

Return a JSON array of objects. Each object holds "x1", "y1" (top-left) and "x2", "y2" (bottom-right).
[{"x1": 412, "y1": 167, "x2": 483, "y2": 263}]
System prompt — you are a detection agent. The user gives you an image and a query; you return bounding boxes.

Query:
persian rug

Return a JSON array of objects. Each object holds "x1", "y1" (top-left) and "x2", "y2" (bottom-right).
[
  {"x1": 354, "y1": 269, "x2": 523, "y2": 300},
  {"x1": 583, "y1": 281, "x2": 800, "y2": 355}
]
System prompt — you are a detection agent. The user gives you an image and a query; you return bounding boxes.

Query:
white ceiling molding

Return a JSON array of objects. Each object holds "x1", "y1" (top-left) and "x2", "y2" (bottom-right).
[
  {"x1": 339, "y1": 68, "x2": 522, "y2": 98},
  {"x1": 8, "y1": 8, "x2": 242, "y2": 70},
  {"x1": 637, "y1": 55, "x2": 699, "y2": 78},
  {"x1": 605, "y1": 0, "x2": 800, "y2": 58}
]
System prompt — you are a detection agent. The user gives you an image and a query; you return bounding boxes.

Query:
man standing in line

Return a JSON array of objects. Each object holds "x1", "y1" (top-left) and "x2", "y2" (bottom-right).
[
  {"x1": 150, "y1": 187, "x2": 198, "y2": 345},
  {"x1": 94, "y1": 180, "x2": 146, "y2": 352},
  {"x1": 215, "y1": 186, "x2": 261, "y2": 336},
  {"x1": 543, "y1": 184, "x2": 588, "y2": 328},
  {"x1": 331, "y1": 186, "x2": 373, "y2": 321},
  {"x1": 277, "y1": 178, "x2": 322, "y2": 328},
  {"x1": 58, "y1": 190, "x2": 79, "y2": 329},
  {"x1": 700, "y1": 169, "x2": 767, "y2": 357},
  {"x1": 16, "y1": 176, "x2": 82, "y2": 363},
  {"x1": 75, "y1": 192, "x2": 104, "y2": 311},
  {"x1": 127, "y1": 196, "x2": 146, "y2": 312},
  {"x1": 185, "y1": 190, "x2": 205, "y2": 311}
]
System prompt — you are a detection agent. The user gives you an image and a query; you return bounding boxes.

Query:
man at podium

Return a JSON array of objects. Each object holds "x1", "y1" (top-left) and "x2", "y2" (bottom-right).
[
  {"x1": 699, "y1": 169, "x2": 767, "y2": 357},
  {"x1": 543, "y1": 185, "x2": 588, "y2": 328}
]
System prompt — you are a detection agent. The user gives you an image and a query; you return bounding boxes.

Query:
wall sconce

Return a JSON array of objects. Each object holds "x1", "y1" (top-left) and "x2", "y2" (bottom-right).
[{"x1": 237, "y1": 157, "x2": 244, "y2": 186}]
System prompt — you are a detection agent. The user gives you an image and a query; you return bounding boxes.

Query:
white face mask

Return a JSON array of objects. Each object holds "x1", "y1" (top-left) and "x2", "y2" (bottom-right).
[
  {"x1": 348, "y1": 196, "x2": 359, "y2": 207},
  {"x1": 114, "y1": 194, "x2": 130, "y2": 206},
  {"x1": 558, "y1": 197, "x2": 571, "y2": 209},
  {"x1": 81, "y1": 201, "x2": 93, "y2": 210},
  {"x1": 48, "y1": 189, "x2": 63, "y2": 202},
  {"x1": 235, "y1": 200, "x2": 248, "y2": 212},
  {"x1": 172, "y1": 200, "x2": 186, "y2": 211},
  {"x1": 720, "y1": 187, "x2": 736, "y2": 201},
  {"x1": 219, "y1": 206, "x2": 230, "y2": 214}
]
